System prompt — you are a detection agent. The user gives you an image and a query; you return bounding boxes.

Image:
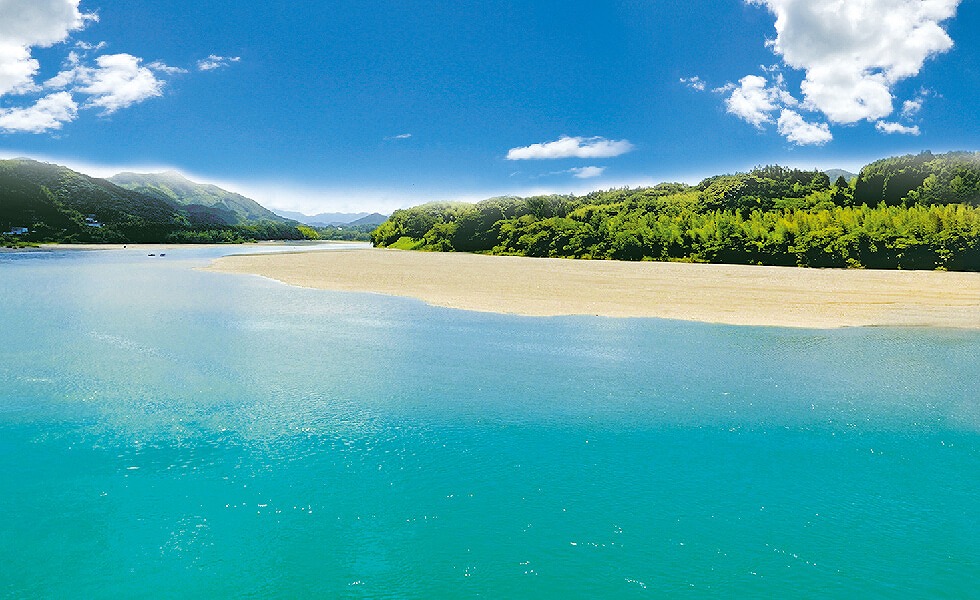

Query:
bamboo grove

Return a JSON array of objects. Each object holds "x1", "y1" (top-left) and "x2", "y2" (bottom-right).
[{"x1": 372, "y1": 152, "x2": 980, "y2": 271}]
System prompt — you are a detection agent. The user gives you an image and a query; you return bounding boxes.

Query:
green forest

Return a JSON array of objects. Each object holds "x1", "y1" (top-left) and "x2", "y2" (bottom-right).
[
  {"x1": 372, "y1": 151, "x2": 980, "y2": 271},
  {"x1": 0, "y1": 159, "x2": 314, "y2": 245}
]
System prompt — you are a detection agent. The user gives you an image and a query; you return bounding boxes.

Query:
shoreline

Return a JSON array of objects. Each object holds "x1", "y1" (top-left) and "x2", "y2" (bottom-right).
[
  {"x1": 207, "y1": 248, "x2": 980, "y2": 329},
  {"x1": 0, "y1": 240, "x2": 365, "y2": 252}
]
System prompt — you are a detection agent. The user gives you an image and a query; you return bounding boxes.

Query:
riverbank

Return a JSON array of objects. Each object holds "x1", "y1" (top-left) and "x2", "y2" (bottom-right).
[{"x1": 207, "y1": 248, "x2": 980, "y2": 329}]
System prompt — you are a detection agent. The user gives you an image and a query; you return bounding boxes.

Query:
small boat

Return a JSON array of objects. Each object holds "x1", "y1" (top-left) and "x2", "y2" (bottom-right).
[{"x1": 148, "y1": 253, "x2": 155, "y2": 256}]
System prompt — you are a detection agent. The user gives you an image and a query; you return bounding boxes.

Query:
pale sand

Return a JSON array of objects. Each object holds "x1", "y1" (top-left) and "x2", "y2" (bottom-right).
[{"x1": 207, "y1": 248, "x2": 980, "y2": 329}]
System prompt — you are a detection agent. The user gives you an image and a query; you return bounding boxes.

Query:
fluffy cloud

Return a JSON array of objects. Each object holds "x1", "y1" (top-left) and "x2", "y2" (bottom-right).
[
  {"x1": 569, "y1": 166, "x2": 605, "y2": 179},
  {"x1": 750, "y1": 0, "x2": 960, "y2": 123},
  {"x1": 723, "y1": 73, "x2": 832, "y2": 144},
  {"x1": 507, "y1": 136, "x2": 634, "y2": 160},
  {"x1": 725, "y1": 75, "x2": 781, "y2": 127},
  {"x1": 0, "y1": 0, "x2": 91, "y2": 95},
  {"x1": 0, "y1": 91, "x2": 77, "y2": 133},
  {"x1": 197, "y1": 55, "x2": 241, "y2": 71},
  {"x1": 73, "y1": 54, "x2": 164, "y2": 113},
  {"x1": 0, "y1": 1, "x2": 212, "y2": 134},
  {"x1": 875, "y1": 121, "x2": 921, "y2": 135},
  {"x1": 776, "y1": 109, "x2": 832, "y2": 145},
  {"x1": 47, "y1": 54, "x2": 165, "y2": 114},
  {"x1": 712, "y1": 0, "x2": 961, "y2": 143}
]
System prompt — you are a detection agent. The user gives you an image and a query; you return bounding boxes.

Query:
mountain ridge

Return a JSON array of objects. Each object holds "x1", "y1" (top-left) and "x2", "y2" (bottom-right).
[
  {"x1": 1, "y1": 158, "x2": 304, "y2": 243},
  {"x1": 109, "y1": 171, "x2": 294, "y2": 226}
]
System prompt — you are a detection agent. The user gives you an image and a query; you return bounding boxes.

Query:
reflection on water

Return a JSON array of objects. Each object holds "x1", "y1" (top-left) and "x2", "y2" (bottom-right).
[{"x1": 1, "y1": 245, "x2": 978, "y2": 597}]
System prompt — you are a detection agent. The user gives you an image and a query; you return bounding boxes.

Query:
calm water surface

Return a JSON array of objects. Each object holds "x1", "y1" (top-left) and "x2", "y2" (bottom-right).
[{"x1": 1, "y1": 245, "x2": 978, "y2": 597}]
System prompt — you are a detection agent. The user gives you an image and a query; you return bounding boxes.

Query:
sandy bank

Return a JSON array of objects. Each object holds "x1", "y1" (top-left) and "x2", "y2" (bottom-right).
[{"x1": 207, "y1": 248, "x2": 980, "y2": 329}]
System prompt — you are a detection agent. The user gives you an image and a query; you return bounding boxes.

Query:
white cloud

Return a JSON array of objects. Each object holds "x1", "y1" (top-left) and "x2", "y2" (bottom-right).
[
  {"x1": 724, "y1": 73, "x2": 801, "y2": 128},
  {"x1": 197, "y1": 54, "x2": 241, "y2": 71},
  {"x1": 681, "y1": 76, "x2": 706, "y2": 91},
  {"x1": 748, "y1": 0, "x2": 961, "y2": 124},
  {"x1": 569, "y1": 166, "x2": 605, "y2": 179},
  {"x1": 776, "y1": 109, "x2": 832, "y2": 145},
  {"x1": 75, "y1": 40, "x2": 106, "y2": 51},
  {"x1": 0, "y1": 91, "x2": 77, "y2": 133},
  {"x1": 506, "y1": 136, "x2": 634, "y2": 160},
  {"x1": 148, "y1": 61, "x2": 187, "y2": 75},
  {"x1": 0, "y1": 0, "x2": 92, "y2": 95},
  {"x1": 58, "y1": 53, "x2": 165, "y2": 114},
  {"x1": 0, "y1": 1, "x2": 195, "y2": 134},
  {"x1": 715, "y1": 1, "x2": 960, "y2": 142},
  {"x1": 385, "y1": 133, "x2": 412, "y2": 140},
  {"x1": 900, "y1": 90, "x2": 931, "y2": 119},
  {"x1": 901, "y1": 99, "x2": 922, "y2": 117},
  {"x1": 725, "y1": 75, "x2": 779, "y2": 127},
  {"x1": 875, "y1": 121, "x2": 921, "y2": 135},
  {"x1": 0, "y1": 43, "x2": 42, "y2": 95}
]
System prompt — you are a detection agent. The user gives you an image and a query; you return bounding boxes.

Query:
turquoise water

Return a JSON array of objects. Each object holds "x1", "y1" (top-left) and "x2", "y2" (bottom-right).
[{"x1": 1, "y1": 246, "x2": 978, "y2": 598}]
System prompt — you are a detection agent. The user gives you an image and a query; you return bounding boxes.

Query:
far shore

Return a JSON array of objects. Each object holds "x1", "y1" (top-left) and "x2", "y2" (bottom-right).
[
  {"x1": 207, "y1": 247, "x2": 980, "y2": 329},
  {"x1": 0, "y1": 240, "x2": 364, "y2": 252}
]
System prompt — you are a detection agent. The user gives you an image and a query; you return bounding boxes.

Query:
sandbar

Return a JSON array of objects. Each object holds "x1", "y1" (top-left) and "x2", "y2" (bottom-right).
[{"x1": 207, "y1": 247, "x2": 980, "y2": 329}]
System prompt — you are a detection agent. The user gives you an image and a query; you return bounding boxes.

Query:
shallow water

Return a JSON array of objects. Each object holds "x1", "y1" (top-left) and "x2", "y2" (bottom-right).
[{"x1": 1, "y1": 245, "x2": 978, "y2": 597}]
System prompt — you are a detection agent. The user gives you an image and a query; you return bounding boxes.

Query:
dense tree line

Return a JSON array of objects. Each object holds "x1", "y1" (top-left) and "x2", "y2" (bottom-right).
[
  {"x1": 372, "y1": 153, "x2": 980, "y2": 271},
  {"x1": 309, "y1": 223, "x2": 376, "y2": 241}
]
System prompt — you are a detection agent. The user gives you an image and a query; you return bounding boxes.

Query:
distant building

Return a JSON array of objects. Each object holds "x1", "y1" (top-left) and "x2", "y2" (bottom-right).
[
  {"x1": 85, "y1": 215, "x2": 102, "y2": 228},
  {"x1": 4, "y1": 227, "x2": 28, "y2": 235}
]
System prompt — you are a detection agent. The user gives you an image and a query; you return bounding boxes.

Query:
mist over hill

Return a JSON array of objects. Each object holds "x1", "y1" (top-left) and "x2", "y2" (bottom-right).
[
  {"x1": 1, "y1": 159, "x2": 306, "y2": 243},
  {"x1": 109, "y1": 171, "x2": 294, "y2": 226},
  {"x1": 273, "y1": 210, "x2": 389, "y2": 226}
]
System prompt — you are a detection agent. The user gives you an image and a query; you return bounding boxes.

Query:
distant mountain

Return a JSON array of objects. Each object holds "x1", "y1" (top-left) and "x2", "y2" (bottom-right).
[
  {"x1": 347, "y1": 212, "x2": 388, "y2": 226},
  {"x1": 273, "y1": 210, "x2": 379, "y2": 226},
  {"x1": 110, "y1": 171, "x2": 294, "y2": 226},
  {"x1": 824, "y1": 169, "x2": 858, "y2": 183},
  {"x1": 1, "y1": 158, "x2": 305, "y2": 243},
  {"x1": 0, "y1": 158, "x2": 185, "y2": 239}
]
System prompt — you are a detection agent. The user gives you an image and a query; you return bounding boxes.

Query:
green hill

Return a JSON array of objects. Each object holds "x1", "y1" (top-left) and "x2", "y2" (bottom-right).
[
  {"x1": 372, "y1": 152, "x2": 980, "y2": 271},
  {"x1": 823, "y1": 169, "x2": 858, "y2": 183},
  {"x1": 0, "y1": 158, "x2": 187, "y2": 242},
  {"x1": 0, "y1": 159, "x2": 307, "y2": 243},
  {"x1": 109, "y1": 171, "x2": 294, "y2": 226},
  {"x1": 348, "y1": 212, "x2": 388, "y2": 226}
]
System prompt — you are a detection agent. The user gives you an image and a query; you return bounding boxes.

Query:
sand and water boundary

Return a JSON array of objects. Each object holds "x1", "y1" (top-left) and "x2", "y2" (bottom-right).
[{"x1": 207, "y1": 247, "x2": 980, "y2": 329}]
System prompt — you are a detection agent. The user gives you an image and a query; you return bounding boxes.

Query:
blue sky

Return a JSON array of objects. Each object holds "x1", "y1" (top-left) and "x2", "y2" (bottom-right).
[{"x1": 1, "y1": 0, "x2": 978, "y2": 213}]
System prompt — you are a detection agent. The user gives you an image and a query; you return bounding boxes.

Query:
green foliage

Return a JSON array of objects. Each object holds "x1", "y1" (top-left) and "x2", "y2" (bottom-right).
[
  {"x1": 313, "y1": 224, "x2": 375, "y2": 241},
  {"x1": 372, "y1": 156, "x2": 980, "y2": 271},
  {"x1": 854, "y1": 151, "x2": 980, "y2": 207},
  {"x1": 387, "y1": 236, "x2": 426, "y2": 250},
  {"x1": 698, "y1": 166, "x2": 831, "y2": 215},
  {"x1": 1, "y1": 159, "x2": 312, "y2": 244},
  {"x1": 296, "y1": 225, "x2": 321, "y2": 240}
]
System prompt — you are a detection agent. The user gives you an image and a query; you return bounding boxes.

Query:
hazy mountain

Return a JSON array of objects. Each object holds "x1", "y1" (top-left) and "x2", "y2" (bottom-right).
[
  {"x1": 1, "y1": 158, "x2": 305, "y2": 243},
  {"x1": 1, "y1": 158, "x2": 184, "y2": 236},
  {"x1": 347, "y1": 212, "x2": 388, "y2": 226},
  {"x1": 824, "y1": 169, "x2": 858, "y2": 182},
  {"x1": 110, "y1": 171, "x2": 295, "y2": 226},
  {"x1": 273, "y1": 210, "x2": 377, "y2": 226}
]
